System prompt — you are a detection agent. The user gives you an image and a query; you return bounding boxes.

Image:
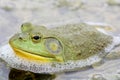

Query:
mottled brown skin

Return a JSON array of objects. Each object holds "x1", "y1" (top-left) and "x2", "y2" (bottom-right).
[
  {"x1": 30, "y1": 23, "x2": 113, "y2": 60},
  {"x1": 47, "y1": 23, "x2": 113, "y2": 60}
]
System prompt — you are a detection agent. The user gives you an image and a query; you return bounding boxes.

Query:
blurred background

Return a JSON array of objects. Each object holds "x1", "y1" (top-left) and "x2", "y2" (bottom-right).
[
  {"x1": 0, "y1": 0, "x2": 120, "y2": 80},
  {"x1": 0, "y1": 0, "x2": 120, "y2": 45}
]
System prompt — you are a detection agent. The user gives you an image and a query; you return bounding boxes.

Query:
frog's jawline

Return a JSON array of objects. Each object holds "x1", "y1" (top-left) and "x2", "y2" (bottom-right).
[{"x1": 11, "y1": 47, "x2": 56, "y2": 63}]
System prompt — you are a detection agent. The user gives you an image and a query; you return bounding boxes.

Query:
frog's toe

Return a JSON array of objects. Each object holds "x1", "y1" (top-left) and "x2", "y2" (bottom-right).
[
  {"x1": 91, "y1": 60, "x2": 104, "y2": 69},
  {"x1": 106, "y1": 46, "x2": 120, "y2": 60}
]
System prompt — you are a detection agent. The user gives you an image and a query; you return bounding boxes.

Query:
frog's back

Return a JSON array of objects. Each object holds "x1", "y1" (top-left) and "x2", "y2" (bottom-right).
[{"x1": 46, "y1": 23, "x2": 113, "y2": 60}]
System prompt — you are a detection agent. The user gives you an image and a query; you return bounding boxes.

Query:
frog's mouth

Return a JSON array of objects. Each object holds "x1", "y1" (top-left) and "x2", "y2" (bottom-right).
[{"x1": 10, "y1": 46, "x2": 63, "y2": 63}]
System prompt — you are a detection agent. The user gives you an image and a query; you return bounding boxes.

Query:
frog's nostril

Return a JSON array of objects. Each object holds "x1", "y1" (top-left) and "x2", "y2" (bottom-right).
[{"x1": 19, "y1": 37, "x2": 23, "y2": 40}]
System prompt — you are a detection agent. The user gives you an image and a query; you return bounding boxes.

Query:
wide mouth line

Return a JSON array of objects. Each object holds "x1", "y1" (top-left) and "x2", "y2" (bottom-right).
[
  {"x1": 10, "y1": 44, "x2": 55, "y2": 59},
  {"x1": 20, "y1": 49, "x2": 54, "y2": 59},
  {"x1": 9, "y1": 42, "x2": 64, "y2": 62}
]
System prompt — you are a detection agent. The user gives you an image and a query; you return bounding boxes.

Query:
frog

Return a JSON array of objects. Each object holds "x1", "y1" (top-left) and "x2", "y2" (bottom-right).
[{"x1": 1, "y1": 22, "x2": 120, "y2": 74}]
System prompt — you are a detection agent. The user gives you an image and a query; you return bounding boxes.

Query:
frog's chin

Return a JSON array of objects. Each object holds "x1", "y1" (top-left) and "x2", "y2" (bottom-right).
[{"x1": 11, "y1": 47, "x2": 60, "y2": 63}]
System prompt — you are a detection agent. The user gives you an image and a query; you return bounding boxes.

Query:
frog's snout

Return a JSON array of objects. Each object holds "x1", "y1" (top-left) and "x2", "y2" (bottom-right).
[
  {"x1": 10, "y1": 33, "x2": 29, "y2": 42},
  {"x1": 9, "y1": 34, "x2": 22, "y2": 44},
  {"x1": 18, "y1": 36, "x2": 23, "y2": 40}
]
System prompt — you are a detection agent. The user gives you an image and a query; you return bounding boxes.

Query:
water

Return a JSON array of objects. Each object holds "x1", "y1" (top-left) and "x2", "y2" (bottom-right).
[{"x1": 0, "y1": 0, "x2": 120, "y2": 80}]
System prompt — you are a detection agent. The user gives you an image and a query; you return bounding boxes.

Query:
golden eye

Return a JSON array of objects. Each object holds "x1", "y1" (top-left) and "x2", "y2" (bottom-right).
[{"x1": 31, "y1": 33, "x2": 41, "y2": 42}]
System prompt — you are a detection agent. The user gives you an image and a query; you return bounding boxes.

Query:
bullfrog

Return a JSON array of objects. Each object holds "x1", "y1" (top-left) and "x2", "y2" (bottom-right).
[{"x1": 1, "y1": 22, "x2": 120, "y2": 74}]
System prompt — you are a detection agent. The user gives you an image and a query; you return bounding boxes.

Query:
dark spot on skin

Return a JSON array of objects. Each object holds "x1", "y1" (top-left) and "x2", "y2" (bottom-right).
[{"x1": 77, "y1": 53, "x2": 82, "y2": 56}]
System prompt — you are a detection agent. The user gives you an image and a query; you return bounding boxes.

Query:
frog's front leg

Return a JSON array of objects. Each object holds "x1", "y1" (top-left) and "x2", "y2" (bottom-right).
[
  {"x1": 91, "y1": 60, "x2": 104, "y2": 69},
  {"x1": 92, "y1": 44, "x2": 120, "y2": 68},
  {"x1": 91, "y1": 56, "x2": 104, "y2": 69},
  {"x1": 84, "y1": 22, "x2": 116, "y2": 34},
  {"x1": 106, "y1": 45, "x2": 120, "y2": 60}
]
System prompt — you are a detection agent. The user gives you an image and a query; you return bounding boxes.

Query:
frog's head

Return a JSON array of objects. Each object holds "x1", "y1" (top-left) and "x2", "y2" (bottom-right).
[{"x1": 9, "y1": 23, "x2": 64, "y2": 63}]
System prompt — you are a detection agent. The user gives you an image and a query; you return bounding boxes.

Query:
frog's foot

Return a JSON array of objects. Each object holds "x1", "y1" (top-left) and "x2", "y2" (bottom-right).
[
  {"x1": 91, "y1": 60, "x2": 104, "y2": 69},
  {"x1": 104, "y1": 35, "x2": 120, "y2": 60},
  {"x1": 106, "y1": 45, "x2": 120, "y2": 60},
  {"x1": 84, "y1": 22, "x2": 116, "y2": 35}
]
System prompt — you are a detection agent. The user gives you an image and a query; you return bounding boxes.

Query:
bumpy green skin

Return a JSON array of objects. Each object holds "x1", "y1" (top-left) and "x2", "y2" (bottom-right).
[{"x1": 9, "y1": 23, "x2": 113, "y2": 62}]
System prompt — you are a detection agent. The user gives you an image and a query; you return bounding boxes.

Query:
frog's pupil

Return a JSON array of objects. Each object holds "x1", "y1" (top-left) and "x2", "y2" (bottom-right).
[{"x1": 33, "y1": 36, "x2": 40, "y2": 40}]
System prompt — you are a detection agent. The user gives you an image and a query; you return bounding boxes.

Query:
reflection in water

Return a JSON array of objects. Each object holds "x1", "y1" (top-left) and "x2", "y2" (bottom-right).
[{"x1": 9, "y1": 68, "x2": 56, "y2": 80}]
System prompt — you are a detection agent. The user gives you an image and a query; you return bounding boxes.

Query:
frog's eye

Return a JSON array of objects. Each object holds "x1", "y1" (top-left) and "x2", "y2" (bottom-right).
[
  {"x1": 45, "y1": 38, "x2": 63, "y2": 54},
  {"x1": 31, "y1": 34, "x2": 41, "y2": 43},
  {"x1": 21, "y1": 23, "x2": 33, "y2": 32}
]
